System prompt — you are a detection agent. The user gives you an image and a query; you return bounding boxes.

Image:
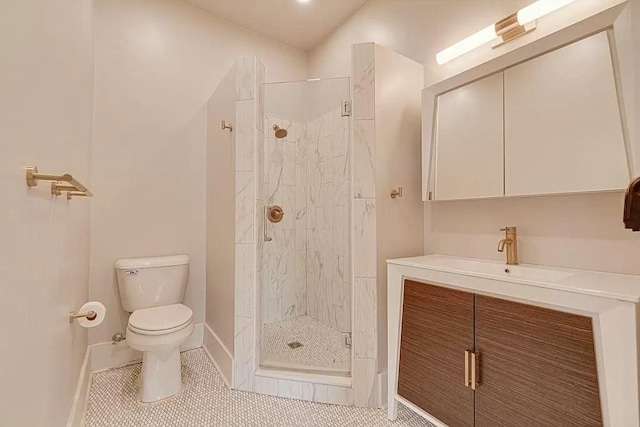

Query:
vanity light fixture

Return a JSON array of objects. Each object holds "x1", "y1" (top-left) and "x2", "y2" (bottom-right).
[
  {"x1": 436, "y1": 0, "x2": 577, "y2": 65},
  {"x1": 517, "y1": 0, "x2": 577, "y2": 26}
]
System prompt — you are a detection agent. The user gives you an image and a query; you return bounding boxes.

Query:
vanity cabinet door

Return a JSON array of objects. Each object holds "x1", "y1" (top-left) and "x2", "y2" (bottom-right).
[
  {"x1": 434, "y1": 72, "x2": 504, "y2": 200},
  {"x1": 474, "y1": 295, "x2": 602, "y2": 426},
  {"x1": 398, "y1": 281, "x2": 475, "y2": 427},
  {"x1": 504, "y1": 31, "x2": 629, "y2": 196}
]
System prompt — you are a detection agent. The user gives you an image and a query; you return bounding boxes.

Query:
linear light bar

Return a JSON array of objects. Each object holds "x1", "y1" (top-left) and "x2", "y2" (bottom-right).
[
  {"x1": 436, "y1": 25, "x2": 497, "y2": 65},
  {"x1": 436, "y1": 0, "x2": 577, "y2": 65},
  {"x1": 517, "y1": 0, "x2": 577, "y2": 26}
]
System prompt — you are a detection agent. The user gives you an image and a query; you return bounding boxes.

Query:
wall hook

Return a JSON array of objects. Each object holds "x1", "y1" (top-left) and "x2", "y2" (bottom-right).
[
  {"x1": 390, "y1": 187, "x2": 403, "y2": 199},
  {"x1": 221, "y1": 120, "x2": 234, "y2": 131}
]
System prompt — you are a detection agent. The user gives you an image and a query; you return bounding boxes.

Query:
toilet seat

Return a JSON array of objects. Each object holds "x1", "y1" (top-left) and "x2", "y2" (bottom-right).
[{"x1": 128, "y1": 303, "x2": 193, "y2": 336}]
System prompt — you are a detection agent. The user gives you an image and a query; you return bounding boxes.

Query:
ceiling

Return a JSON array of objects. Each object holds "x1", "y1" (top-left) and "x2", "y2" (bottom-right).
[{"x1": 181, "y1": 0, "x2": 369, "y2": 50}]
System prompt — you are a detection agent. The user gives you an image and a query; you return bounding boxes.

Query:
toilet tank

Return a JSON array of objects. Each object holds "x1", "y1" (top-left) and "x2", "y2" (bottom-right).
[{"x1": 115, "y1": 255, "x2": 189, "y2": 312}]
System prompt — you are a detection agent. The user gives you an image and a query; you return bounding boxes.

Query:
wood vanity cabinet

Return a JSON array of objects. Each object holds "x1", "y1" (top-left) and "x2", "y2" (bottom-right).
[
  {"x1": 398, "y1": 280, "x2": 602, "y2": 427},
  {"x1": 398, "y1": 281, "x2": 475, "y2": 426}
]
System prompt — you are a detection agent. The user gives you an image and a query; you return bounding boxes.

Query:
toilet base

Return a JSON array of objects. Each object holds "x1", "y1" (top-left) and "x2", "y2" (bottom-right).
[{"x1": 139, "y1": 349, "x2": 183, "y2": 403}]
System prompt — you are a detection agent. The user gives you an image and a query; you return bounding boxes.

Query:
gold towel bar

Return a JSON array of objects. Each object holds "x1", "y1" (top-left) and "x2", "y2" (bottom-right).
[
  {"x1": 25, "y1": 165, "x2": 93, "y2": 198},
  {"x1": 66, "y1": 191, "x2": 90, "y2": 200}
]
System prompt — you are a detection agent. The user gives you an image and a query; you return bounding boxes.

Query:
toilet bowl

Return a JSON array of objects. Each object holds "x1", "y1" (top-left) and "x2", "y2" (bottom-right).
[
  {"x1": 126, "y1": 303, "x2": 195, "y2": 403},
  {"x1": 115, "y1": 254, "x2": 192, "y2": 403}
]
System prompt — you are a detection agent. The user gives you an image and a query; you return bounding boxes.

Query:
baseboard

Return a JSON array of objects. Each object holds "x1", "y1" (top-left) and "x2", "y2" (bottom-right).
[
  {"x1": 203, "y1": 323, "x2": 233, "y2": 388},
  {"x1": 66, "y1": 346, "x2": 92, "y2": 427},
  {"x1": 377, "y1": 370, "x2": 388, "y2": 409},
  {"x1": 90, "y1": 323, "x2": 205, "y2": 372},
  {"x1": 395, "y1": 395, "x2": 447, "y2": 427}
]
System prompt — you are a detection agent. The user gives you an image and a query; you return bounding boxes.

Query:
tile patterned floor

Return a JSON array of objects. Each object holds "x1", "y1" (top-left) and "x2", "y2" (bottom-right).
[
  {"x1": 86, "y1": 348, "x2": 433, "y2": 427},
  {"x1": 262, "y1": 316, "x2": 350, "y2": 373}
]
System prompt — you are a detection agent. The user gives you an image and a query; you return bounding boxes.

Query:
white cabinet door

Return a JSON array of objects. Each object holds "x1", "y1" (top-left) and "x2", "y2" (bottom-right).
[
  {"x1": 504, "y1": 31, "x2": 629, "y2": 196},
  {"x1": 435, "y1": 73, "x2": 504, "y2": 200}
]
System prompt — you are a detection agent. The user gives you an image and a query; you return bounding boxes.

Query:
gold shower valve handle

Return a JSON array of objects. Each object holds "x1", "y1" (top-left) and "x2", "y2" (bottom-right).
[{"x1": 267, "y1": 205, "x2": 285, "y2": 223}]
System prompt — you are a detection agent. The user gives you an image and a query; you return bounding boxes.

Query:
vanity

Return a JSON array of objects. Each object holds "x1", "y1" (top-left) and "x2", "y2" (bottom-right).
[{"x1": 387, "y1": 255, "x2": 640, "y2": 427}]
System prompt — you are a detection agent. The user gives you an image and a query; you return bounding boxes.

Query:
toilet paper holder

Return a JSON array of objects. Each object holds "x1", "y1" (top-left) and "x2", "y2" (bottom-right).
[{"x1": 69, "y1": 310, "x2": 97, "y2": 324}]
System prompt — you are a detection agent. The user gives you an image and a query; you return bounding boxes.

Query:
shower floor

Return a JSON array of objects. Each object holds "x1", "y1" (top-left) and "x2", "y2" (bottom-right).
[{"x1": 262, "y1": 316, "x2": 350, "y2": 374}]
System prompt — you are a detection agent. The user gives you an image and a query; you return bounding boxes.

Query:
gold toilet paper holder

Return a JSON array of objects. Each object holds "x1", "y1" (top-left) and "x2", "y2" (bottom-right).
[{"x1": 69, "y1": 310, "x2": 97, "y2": 324}]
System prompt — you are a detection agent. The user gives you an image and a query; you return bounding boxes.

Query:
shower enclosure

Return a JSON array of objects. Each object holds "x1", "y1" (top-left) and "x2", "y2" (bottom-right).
[
  {"x1": 259, "y1": 78, "x2": 352, "y2": 375},
  {"x1": 206, "y1": 50, "x2": 421, "y2": 407}
]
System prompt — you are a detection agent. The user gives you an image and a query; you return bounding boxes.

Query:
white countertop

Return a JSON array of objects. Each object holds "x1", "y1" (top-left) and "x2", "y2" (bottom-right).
[{"x1": 388, "y1": 254, "x2": 640, "y2": 303}]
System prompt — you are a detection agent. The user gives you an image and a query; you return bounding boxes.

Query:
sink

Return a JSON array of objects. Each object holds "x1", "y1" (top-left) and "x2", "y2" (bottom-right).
[
  {"x1": 503, "y1": 264, "x2": 574, "y2": 283},
  {"x1": 388, "y1": 254, "x2": 640, "y2": 307},
  {"x1": 397, "y1": 255, "x2": 574, "y2": 284}
]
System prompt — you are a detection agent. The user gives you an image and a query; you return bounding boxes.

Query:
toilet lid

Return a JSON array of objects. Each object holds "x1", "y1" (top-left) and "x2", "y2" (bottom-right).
[{"x1": 129, "y1": 304, "x2": 193, "y2": 333}]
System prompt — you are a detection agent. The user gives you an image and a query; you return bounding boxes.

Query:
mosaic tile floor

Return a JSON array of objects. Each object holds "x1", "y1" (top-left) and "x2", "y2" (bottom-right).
[
  {"x1": 86, "y1": 348, "x2": 433, "y2": 427},
  {"x1": 262, "y1": 316, "x2": 350, "y2": 373}
]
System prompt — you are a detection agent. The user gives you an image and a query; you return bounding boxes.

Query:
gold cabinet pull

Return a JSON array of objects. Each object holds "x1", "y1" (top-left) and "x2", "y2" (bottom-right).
[
  {"x1": 464, "y1": 350, "x2": 470, "y2": 388},
  {"x1": 471, "y1": 351, "x2": 480, "y2": 390}
]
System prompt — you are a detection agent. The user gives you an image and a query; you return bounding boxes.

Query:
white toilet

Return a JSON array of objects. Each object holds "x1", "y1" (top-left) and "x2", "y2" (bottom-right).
[{"x1": 115, "y1": 255, "x2": 194, "y2": 403}]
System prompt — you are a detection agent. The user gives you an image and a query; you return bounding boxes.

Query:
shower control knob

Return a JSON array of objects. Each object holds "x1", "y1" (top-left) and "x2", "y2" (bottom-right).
[{"x1": 267, "y1": 205, "x2": 285, "y2": 223}]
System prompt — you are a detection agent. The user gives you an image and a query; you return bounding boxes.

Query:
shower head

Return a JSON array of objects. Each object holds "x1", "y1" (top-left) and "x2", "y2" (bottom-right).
[{"x1": 273, "y1": 124, "x2": 288, "y2": 139}]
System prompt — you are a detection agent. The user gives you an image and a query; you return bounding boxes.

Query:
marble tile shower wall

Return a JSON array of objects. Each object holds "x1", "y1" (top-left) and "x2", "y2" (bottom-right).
[
  {"x1": 233, "y1": 56, "x2": 264, "y2": 393},
  {"x1": 261, "y1": 109, "x2": 350, "y2": 335},
  {"x1": 262, "y1": 115, "x2": 307, "y2": 325},
  {"x1": 352, "y1": 42, "x2": 379, "y2": 408},
  {"x1": 306, "y1": 109, "x2": 351, "y2": 334}
]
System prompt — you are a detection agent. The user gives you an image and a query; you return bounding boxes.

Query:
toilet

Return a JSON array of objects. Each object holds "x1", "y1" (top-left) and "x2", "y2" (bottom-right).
[{"x1": 115, "y1": 255, "x2": 194, "y2": 403}]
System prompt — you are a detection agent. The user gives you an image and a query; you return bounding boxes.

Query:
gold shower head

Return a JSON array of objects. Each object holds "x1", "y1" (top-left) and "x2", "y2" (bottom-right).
[{"x1": 273, "y1": 124, "x2": 288, "y2": 139}]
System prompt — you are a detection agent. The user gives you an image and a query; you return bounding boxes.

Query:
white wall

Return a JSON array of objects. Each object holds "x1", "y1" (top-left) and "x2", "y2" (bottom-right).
[
  {"x1": 90, "y1": 0, "x2": 309, "y2": 345},
  {"x1": 425, "y1": 192, "x2": 640, "y2": 274},
  {"x1": 206, "y1": 66, "x2": 236, "y2": 353},
  {"x1": 374, "y1": 45, "x2": 424, "y2": 371},
  {"x1": 310, "y1": 0, "x2": 531, "y2": 80},
  {"x1": 312, "y1": 0, "x2": 640, "y2": 278},
  {"x1": 0, "y1": 0, "x2": 94, "y2": 425}
]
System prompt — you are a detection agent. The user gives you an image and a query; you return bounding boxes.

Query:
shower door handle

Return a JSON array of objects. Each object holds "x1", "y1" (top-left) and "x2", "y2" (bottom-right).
[{"x1": 264, "y1": 206, "x2": 273, "y2": 242}]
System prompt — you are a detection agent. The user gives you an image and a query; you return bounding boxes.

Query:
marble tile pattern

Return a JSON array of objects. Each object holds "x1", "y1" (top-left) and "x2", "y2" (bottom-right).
[
  {"x1": 352, "y1": 43, "x2": 375, "y2": 121},
  {"x1": 306, "y1": 108, "x2": 351, "y2": 334},
  {"x1": 233, "y1": 56, "x2": 260, "y2": 393},
  {"x1": 354, "y1": 119, "x2": 376, "y2": 198},
  {"x1": 353, "y1": 277, "x2": 377, "y2": 359},
  {"x1": 261, "y1": 107, "x2": 351, "y2": 361},
  {"x1": 85, "y1": 348, "x2": 433, "y2": 427},
  {"x1": 262, "y1": 115, "x2": 307, "y2": 325},
  {"x1": 352, "y1": 43, "x2": 379, "y2": 409},
  {"x1": 354, "y1": 357, "x2": 378, "y2": 407},
  {"x1": 261, "y1": 315, "x2": 350, "y2": 372},
  {"x1": 236, "y1": 56, "x2": 256, "y2": 101}
]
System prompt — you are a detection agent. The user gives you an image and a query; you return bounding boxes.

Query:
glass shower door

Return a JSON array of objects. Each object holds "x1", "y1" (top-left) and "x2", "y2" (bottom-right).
[{"x1": 259, "y1": 77, "x2": 352, "y2": 375}]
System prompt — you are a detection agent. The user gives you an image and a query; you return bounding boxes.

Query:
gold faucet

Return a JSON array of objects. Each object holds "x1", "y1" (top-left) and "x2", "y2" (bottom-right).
[{"x1": 497, "y1": 227, "x2": 519, "y2": 265}]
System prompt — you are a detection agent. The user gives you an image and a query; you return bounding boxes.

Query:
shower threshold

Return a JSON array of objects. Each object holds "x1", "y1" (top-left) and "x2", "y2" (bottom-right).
[
  {"x1": 260, "y1": 359, "x2": 350, "y2": 376},
  {"x1": 261, "y1": 315, "x2": 351, "y2": 375}
]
